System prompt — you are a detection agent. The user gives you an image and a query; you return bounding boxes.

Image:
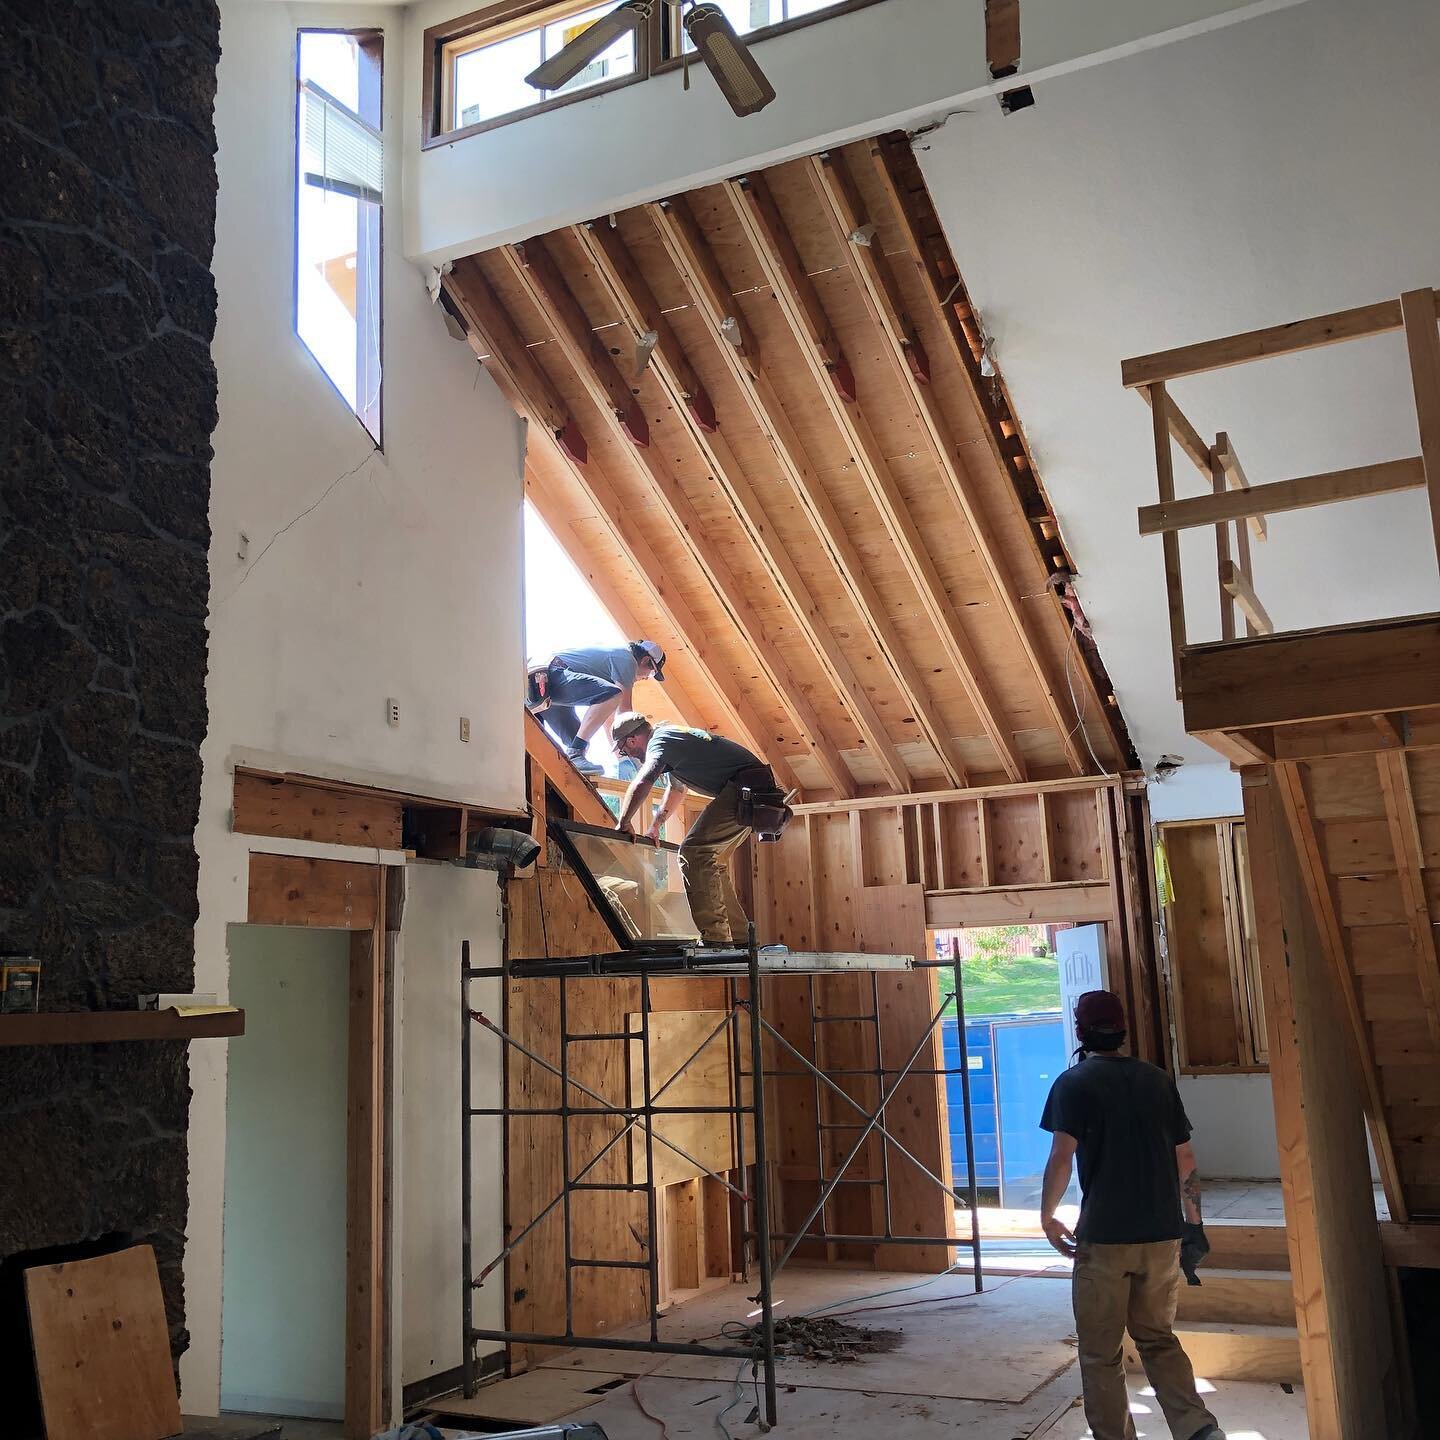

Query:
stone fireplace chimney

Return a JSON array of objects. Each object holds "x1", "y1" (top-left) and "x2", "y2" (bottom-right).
[{"x1": 0, "y1": 0, "x2": 221, "y2": 1400}]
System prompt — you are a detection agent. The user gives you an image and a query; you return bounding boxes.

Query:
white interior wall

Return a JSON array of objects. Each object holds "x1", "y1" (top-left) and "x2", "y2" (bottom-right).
[
  {"x1": 396, "y1": 863, "x2": 504, "y2": 1389},
  {"x1": 221, "y1": 926, "x2": 350, "y2": 1418},
  {"x1": 915, "y1": 0, "x2": 1440, "y2": 769},
  {"x1": 403, "y1": 0, "x2": 1310, "y2": 262},
  {"x1": 189, "y1": 0, "x2": 525, "y2": 1414}
]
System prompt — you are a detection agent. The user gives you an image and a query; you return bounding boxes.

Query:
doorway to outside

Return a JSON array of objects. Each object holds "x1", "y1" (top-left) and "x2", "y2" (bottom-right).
[{"x1": 937, "y1": 923, "x2": 1100, "y2": 1258}]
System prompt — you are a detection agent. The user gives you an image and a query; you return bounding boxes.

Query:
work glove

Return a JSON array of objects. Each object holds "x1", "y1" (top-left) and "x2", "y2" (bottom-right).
[{"x1": 1180, "y1": 1221, "x2": 1210, "y2": 1286}]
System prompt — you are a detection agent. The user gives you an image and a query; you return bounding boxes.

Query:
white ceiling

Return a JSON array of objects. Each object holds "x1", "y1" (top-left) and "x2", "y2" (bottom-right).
[{"x1": 918, "y1": 0, "x2": 1440, "y2": 766}]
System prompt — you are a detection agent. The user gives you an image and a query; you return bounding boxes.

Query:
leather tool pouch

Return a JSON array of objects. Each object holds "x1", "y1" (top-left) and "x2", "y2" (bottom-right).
[{"x1": 734, "y1": 766, "x2": 793, "y2": 840}]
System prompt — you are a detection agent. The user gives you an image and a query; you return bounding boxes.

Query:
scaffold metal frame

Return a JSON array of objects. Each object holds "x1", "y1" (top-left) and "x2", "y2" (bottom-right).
[{"x1": 460, "y1": 892, "x2": 982, "y2": 1427}]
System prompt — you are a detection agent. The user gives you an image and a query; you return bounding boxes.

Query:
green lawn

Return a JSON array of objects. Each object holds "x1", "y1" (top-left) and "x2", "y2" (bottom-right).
[{"x1": 939, "y1": 954, "x2": 1062, "y2": 1017}]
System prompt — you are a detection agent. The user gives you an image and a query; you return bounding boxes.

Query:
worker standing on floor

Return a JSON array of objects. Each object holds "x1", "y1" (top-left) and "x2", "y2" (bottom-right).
[
  {"x1": 1038, "y1": 990, "x2": 1224, "y2": 1440},
  {"x1": 610, "y1": 713, "x2": 790, "y2": 944},
  {"x1": 526, "y1": 641, "x2": 665, "y2": 774}
]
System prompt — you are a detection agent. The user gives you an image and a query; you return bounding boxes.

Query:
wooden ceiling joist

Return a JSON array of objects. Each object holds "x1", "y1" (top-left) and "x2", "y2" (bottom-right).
[
  {"x1": 574, "y1": 217, "x2": 912, "y2": 794},
  {"x1": 444, "y1": 259, "x2": 790, "y2": 780},
  {"x1": 450, "y1": 135, "x2": 1129, "y2": 798},
  {"x1": 867, "y1": 138, "x2": 1133, "y2": 771},
  {"x1": 727, "y1": 171, "x2": 1028, "y2": 782},
  {"x1": 809, "y1": 150, "x2": 1086, "y2": 776},
  {"x1": 498, "y1": 237, "x2": 856, "y2": 798},
  {"x1": 646, "y1": 196, "x2": 972, "y2": 788}
]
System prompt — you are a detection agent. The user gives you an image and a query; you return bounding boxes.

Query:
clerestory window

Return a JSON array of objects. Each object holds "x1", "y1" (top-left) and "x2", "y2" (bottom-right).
[{"x1": 296, "y1": 30, "x2": 383, "y2": 446}]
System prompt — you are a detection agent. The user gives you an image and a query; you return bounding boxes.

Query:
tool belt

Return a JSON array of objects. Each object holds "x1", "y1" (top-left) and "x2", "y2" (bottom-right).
[
  {"x1": 733, "y1": 765, "x2": 793, "y2": 841},
  {"x1": 526, "y1": 656, "x2": 558, "y2": 713}
]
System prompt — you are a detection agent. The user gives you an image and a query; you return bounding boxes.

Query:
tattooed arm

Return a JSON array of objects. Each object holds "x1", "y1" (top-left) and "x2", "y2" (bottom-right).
[{"x1": 1176, "y1": 1140, "x2": 1202, "y2": 1223}]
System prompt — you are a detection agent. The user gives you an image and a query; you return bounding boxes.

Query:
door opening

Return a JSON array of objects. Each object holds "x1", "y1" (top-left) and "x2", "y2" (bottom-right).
[
  {"x1": 936, "y1": 923, "x2": 1095, "y2": 1256},
  {"x1": 221, "y1": 924, "x2": 350, "y2": 1421}
]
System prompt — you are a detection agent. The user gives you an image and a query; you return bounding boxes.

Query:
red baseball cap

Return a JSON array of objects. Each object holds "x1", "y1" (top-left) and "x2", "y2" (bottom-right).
[{"x1": 1075, "y1": 989, "x2": 1127, "y2": 1033}]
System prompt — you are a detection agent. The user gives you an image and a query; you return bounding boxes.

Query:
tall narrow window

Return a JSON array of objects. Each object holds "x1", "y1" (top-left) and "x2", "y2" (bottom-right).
[{"x1": 296, "y1": 31, "x2": 383, "y2": 445}]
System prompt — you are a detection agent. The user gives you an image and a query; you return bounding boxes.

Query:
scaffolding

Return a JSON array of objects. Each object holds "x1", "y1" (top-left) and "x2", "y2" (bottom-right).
[{"x1": 459, "y1": 832, "x2": 983, "y2": 1426}]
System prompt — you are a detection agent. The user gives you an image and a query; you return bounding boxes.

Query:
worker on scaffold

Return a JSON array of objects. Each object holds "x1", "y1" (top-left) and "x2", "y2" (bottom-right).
[
  {"x1": 610, "y1": 713, "x2": 791, "y2": 945},
  {"x1": 525, "y1": 641, "x2": 666, "y2": 774}
]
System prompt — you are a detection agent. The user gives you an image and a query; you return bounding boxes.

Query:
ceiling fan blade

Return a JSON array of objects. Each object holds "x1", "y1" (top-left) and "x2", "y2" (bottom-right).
[
  {"x1": 683, "y1": 3, "x2": 776, "y2": 117},
  {"x1": 525, "y1": 1, "x2": 647, "y2": 92}
]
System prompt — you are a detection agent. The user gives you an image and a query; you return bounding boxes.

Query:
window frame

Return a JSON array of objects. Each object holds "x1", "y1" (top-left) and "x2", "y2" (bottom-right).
[
  {"x1": 652, "y1": 0, "x2": 889, "y2": 76},
  {"x1": 420, "y1": 0, "x2": 890, "y2": 148},
  {"x1": 422, "y1": 0, "x2": 651, "y2": 148},
  {"x1": 294, "y1": 27, "x2": 384, "y2": 448}
]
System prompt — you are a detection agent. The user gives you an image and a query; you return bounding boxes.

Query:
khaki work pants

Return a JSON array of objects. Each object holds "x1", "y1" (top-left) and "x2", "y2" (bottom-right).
[
  {"x1": 1073, "y1": 1240, "x2": 1218, "y2": 1440},
  {"x1": 679, "y1": 782, "x2": 750, "y2": 943}
]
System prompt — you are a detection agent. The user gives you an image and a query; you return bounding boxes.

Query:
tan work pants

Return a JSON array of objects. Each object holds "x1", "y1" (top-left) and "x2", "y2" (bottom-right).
[
  {"x1": 679, "y1": 782, "x2": 750, "y2": 943},
  {"x1": 1072, "y1": 1240, "x2": 1217, "y2": 1440}
]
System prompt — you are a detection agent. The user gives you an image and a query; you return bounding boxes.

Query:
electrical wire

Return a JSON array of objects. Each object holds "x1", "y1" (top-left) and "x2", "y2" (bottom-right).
[{"x1": 1061, "y1": 608, "x2": 1113, "y2": 778}]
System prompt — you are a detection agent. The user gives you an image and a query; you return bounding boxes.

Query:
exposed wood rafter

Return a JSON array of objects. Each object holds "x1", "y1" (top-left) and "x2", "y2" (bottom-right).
[
  {"x1": 444, "y1": 258, "x2": 781, "y2": 773},
  {"x1": 573, "y1": 216, "x2": 911, "y2": 793},
  {"x1": 726, "y1": 171, "x2": 1026, "y2": 782},
  {"x1": 646, "y1": 195, "x2": 972, "y2": 788},
  {"x1": 499, "y1": 237, "x2": 856, "y2": 797},
  {"x1": 810, "y1": 150, "x2": 1087, "y2": 776}
]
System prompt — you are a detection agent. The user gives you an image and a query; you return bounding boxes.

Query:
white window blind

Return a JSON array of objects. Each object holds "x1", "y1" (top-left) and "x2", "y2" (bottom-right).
[{"x1": 301, "y1": 81, "x2": 382, "y2": 204}]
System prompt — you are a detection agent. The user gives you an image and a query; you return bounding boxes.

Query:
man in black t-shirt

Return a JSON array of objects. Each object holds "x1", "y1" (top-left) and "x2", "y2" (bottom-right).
[{"x1": 1039, "y1": 990, "x2": 1223, "y2": 1440}]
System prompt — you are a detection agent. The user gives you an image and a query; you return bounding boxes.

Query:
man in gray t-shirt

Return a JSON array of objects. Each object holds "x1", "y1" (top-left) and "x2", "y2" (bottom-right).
[
  {"x1": 611, "y1": 715, "x2": 773, "y2": 943},
  {"x1": 531, "y1": 641, "x2": 665, "y2": 772}
]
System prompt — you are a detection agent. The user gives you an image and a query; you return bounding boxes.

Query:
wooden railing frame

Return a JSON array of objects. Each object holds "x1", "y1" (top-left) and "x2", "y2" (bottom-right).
[{"x1": 1129, "y1": 287, "x2": 1440, "y2": 688}]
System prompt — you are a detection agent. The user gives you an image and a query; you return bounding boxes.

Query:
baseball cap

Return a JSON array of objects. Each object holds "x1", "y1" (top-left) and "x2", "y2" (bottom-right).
[
  {"x1": 611, "y1": 711, "x2": 651, "y2": 743},
  {"x1": 636, "y1": 640, "x2": 666, "y2": 681},
  {"x1": 1074, "y1": 990, "x2": 1127, "y2": 1033}
]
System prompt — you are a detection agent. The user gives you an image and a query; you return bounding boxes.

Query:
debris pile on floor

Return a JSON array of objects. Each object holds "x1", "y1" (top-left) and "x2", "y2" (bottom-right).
[{"x1": 769, "y1": 1315, "x2": 900, "y2": 1363}]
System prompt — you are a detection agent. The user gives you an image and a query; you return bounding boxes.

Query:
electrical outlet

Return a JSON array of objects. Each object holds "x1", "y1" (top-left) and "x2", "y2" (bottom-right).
[
  {"x1": 459, "y1": 716, "x2": 471, "y2": 743},
  {"x1": 386, "y1": 697, "x2": 400, "y2": 728}
]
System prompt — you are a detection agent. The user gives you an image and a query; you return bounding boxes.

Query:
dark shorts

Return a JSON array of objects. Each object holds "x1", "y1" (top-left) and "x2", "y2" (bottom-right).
[{"x1": 546, "y1": 666, "x2": 620, "y2": 708}]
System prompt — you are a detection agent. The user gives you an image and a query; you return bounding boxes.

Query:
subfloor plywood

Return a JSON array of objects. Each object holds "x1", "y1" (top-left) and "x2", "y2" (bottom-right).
[
  {"x1": 429, "y1": 1368, "x2": 635, "y2": 1424},
  {"x1": 539, "y1": 1269, "x2": 1078, "y2": 1404}
]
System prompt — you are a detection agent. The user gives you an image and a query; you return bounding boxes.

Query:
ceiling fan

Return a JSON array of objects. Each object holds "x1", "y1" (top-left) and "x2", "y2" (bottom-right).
[{"x1": 525, "y1": 0, "x2": 777, "y2": 117}]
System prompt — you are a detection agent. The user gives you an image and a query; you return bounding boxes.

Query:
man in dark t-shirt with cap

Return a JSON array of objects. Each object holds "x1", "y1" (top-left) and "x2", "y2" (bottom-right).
[{"x1": 1039, "y1": 990, "x2": 1223, "y2": 1440}]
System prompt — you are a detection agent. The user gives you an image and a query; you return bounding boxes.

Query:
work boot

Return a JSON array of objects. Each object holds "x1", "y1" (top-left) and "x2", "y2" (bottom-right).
[{"x1": 566, "y1": 743, "x2": 601, "y2": 775}]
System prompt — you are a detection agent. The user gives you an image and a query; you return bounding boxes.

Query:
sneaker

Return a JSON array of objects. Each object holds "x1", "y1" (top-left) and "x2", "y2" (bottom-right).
[
  {"x1": 1189, "y1": 1427, "x2": 1226, "y2": 1440},
  {"x1": 759, "y1": 944, "x2": 790, "y2": 956},
  {"x1": 569, "y1": 754, "x2": 602, "y2": 776}
]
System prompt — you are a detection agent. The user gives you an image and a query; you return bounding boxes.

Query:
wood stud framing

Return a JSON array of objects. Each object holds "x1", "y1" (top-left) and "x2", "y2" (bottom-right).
[{"x1": 1274, "y1": 762, "x2": 1407, "y2": 1221}]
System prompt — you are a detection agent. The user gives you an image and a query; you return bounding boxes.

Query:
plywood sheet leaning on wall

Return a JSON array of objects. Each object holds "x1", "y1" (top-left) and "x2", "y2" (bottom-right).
[{"x1": 25, "y1": 1245, "x2": 182, "y2": 1440}]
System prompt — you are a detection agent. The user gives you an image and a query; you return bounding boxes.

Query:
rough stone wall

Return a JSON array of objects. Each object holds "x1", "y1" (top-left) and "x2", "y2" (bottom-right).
[{"x1": 0, "y1": 0, "x2": 220, "y2": 1365}]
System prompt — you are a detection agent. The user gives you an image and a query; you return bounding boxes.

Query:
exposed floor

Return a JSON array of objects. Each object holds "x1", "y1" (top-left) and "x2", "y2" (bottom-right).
[
  {"x1": 191, "y1": 1417, "x2": 342, "y2": 1440},
  {"x1": 427, "y1": 1264, "x2": 1308, "y2": 1440}
]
